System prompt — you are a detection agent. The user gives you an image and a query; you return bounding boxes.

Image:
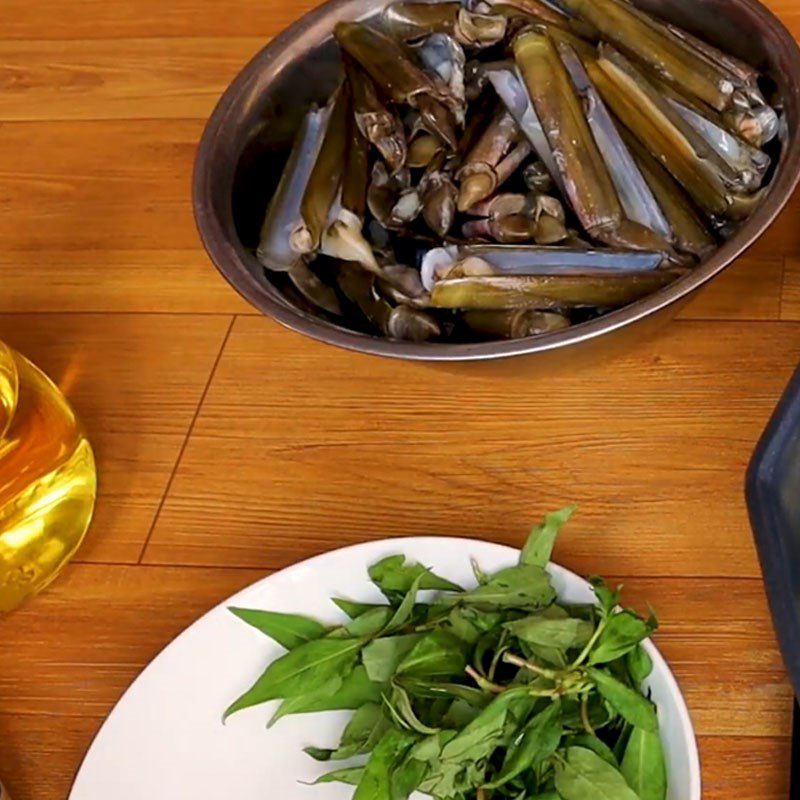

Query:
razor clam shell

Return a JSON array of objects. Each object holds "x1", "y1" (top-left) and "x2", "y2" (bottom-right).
[
  {"x1": 483, "y1": 64, "x2": 566, "y2": 196},
  {"x1": 257, "y1": 105, "x2": 330, "y2": 271},
  {"x1": 669, "y1": 98, "x2": 770, "y2": 192},
  {"x1": 421, "y1": 244, "x2": 663, "y2": 288},
  {"x1": 287, "y1": 260, "x2": 343, "y2": 316},
  {"x1": 386, "y1": 305, "x2": 441, "y2": 341},
  {"x1": 558, "y1": 43, "x2": 672, "y2": 239},
  {"x1": 413, "y1": 34, "x2": 467, "y2": 125}
]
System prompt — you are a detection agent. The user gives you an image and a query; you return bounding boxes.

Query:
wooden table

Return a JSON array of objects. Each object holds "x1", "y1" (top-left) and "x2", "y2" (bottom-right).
[{"x1": 1, "y1": 1, "x2": 800, "y2": 797}]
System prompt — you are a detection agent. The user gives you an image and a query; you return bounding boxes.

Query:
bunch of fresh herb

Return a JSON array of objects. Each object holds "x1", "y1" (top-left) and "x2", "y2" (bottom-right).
[{"x1": 226, "y1": 508, "x2": 667, "y2": 800}]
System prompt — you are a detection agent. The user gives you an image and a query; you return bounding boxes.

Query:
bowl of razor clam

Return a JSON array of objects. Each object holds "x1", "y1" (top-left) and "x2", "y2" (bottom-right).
[{"x1": 194, "y1": 0, "x2": 800, "y2": 360}]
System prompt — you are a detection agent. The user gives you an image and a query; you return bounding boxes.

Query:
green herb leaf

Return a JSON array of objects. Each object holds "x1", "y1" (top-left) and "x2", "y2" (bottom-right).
[
  {"x1": 590, "y1": 578, "x2": 622, "y2": 618},
  {"x1": 362, "y1": 635, "x2": 422, "y2": 683},
  {"x1": 225, "y1": 637, "x2": 365, "y2": 719},
  {"x1": 353, "y1": 728, "x2": 417, "y2": 800},
  {"x1": 554, "y1": 746, "x2": 640, "y2": 800},
  {"x1": 332, "y1": 598, "x2": 384, "y2": 619},
  {"x1": 397, "y1": 630, "x2": 467, "y2": 680},
  {"x1": 620, "y1": 727, "x2": 667, "y2": 800},
  {"x1": 330, "y1": 607, "x2": 393, "y2": 638},
  {"x1": 520, "y1": 506, "x2": 577, "y2": 567},
  {"x1": 384, "y1": 574, "x2": 425, "y2": 634},
  {"x1": 587, "y1": 668, "x2": 658, "y2": 732},
  {"x1": 388, "y1": 684, "x2": 440, "y2": 735},
  {"x1": 268, "y1": 665, "x2": 383, "y2": 726},
  {"x1": 506, "y1": 615, "x2": 594, "y2": 650},
  {"x1": 398, "y1": 677, "x2": 488, "y2": 706},
  {"x1": 313, "y1": 765, "x2": 365, "y2": 785},
  {"x1": 485, "y1": 698, "x2": 563, "y2": 788},
  {"x1": 626, "y1": 644, "x2": 654, "y2": 688},
  {"x1": 446, "y1": 565, "x2": 556, "y2": 610},
  {"x1": 368, "y1": 556, "x2": 462, "y2": 599},
  {"x1": 228, "y1": 607, "x2": 327, "y2": 650},
  {"x1": 566, "y1": 733, "x2": 619, "y2": 767},
  {"x1": 588, "y1": 611, "x2": 657, "y2": 666},
  {"x1": 304, "y1": 701, "x2": 389, "y2": 761}
]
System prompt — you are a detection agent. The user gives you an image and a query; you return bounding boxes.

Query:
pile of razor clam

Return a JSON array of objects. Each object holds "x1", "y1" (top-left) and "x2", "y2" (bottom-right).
[{"x1": 256, "y1": 0, "x2": 780, "y2": 343}]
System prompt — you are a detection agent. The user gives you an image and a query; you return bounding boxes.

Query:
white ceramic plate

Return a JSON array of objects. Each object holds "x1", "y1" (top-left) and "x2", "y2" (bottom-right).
[{"x1": 69, "y1": 538, "x2": 701, "y2": 800}]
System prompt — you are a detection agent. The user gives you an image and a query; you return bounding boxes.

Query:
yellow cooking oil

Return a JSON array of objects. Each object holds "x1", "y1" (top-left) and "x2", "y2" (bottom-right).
[{"x1": 0, "y1": 342, "x2": 97, "y2": 613}]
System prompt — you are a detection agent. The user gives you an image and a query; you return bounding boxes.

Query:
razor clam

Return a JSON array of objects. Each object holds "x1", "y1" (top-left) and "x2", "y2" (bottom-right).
[
  {"x1": 616, "y1": 124, "x2": 714, "y2": 259},
  {"x1": 429, "y1": 270, "x2": 681, "y2": 309},
  {"x1": 407, "y1": 132, "x2": 443, "y2": 168},
  {"x1": 420, "y1": 152, "x2": 458, "y2": 236},
  {"x1": 335, "y1": 21, "x2": 460, "y2": 149},
  {"x1": 337, "y1": 263, "x2": 439, "y2": 340},
  {"x1": 291, "y1": 84, "x2": 349, "y2": 255},
  {"x1": 463, "y1": 308, "x2": 571, "y2": 338},
  {"x1": 386, "y1": 305, "x2": 442, "y2": 341},
  {"x1": 384, "y1": 2, "x2": 507, "y2": 48},
  {"x1": 367, "y1": 162, "x2": 414, "y2": 230},
  {"x1": 457, "y1": 106, "x2": 521, "y2": 210},
  {"x1": 557, "y1": 42, "x2": 672, "y2": 239},
  {"x1": 721, "y1": 103, "x2": 780, "y2": 150},
  {"x1": 320, "y1": 95, "x2": 380, "y2": 272},
  {"x1": 591, "y1": 46, "x2": 755, "y2": 218},
  {"x1": 667, "y1": 97, "x2": 770, "y2": 191},
  {"x1": 412, "y1": 34, "x2": 467, "y2": 125},
  {"x1": 514, "y1": 32, "x2": 672, "y2": 253},
  {"x1": 345, "y1": 56, "x2": 408, "y2": 173},
  {"x1": 287, "y1": 260, "x2": 343, "y2": 316},
  {"x1": 559, "y1": 0, "x2": 736, "y2": 112},
  {"x1": 470, "y1": 0, "x2": 569, "y2": 26},
  {"x1": 483, "y1": 63, "x2": 565, "y2": 195},
  {"x1": 420, "y1": 244, "x2": 664, "y2": 288},
  {"x1": 257, "y1": 104, "x2": 330, "y2": 272},
  {"x1": 377, "y1": 263, "x2": 430, "y2": 307}
]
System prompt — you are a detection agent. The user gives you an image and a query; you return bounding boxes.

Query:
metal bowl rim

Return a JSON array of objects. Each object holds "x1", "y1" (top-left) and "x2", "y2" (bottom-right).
[{"x1": 193, "y1": 0, "x2": 800, "y2": 362}]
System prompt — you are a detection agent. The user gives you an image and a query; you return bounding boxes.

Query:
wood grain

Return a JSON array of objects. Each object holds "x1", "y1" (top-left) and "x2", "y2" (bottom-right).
[
  {"x1": 145, "y1": 315, "x2": 800, "y2": 578},
  {"x1": 0, "y1": 564, "x2": 789, "y2": 738},
  {"x1": 0, "y1": 38, "x2": 264, "y2": 121},
  {"x1": 0, "y1": 119, "x2": 203, "y2": 252},
  {"x1": 0, "y1": 250, "x2": 251, "y2": 314},
  {"x1": 0, "y1": 314, "x2": 232, "y2": 562},
  {"x1": 1, "y1": 0, "x2": 799, "y2": 793}
]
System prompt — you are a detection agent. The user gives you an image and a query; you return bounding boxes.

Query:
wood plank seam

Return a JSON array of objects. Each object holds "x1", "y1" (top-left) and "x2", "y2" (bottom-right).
[{"x1": 136, "y1": 314, "x2": 237, "y2": 563}]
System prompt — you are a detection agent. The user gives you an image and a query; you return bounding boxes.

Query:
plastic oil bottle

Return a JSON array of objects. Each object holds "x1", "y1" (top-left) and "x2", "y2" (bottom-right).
[{"x1": 0, "y1": 342, "x2": 97, "y2": 613}]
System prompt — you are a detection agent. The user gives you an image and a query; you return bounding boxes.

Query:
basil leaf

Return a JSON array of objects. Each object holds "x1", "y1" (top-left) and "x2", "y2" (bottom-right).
[
  {"x1": 566, "y1": 733, "x2": 618, "y2": 767},
  {"x1": 225, "y1": 637, "x2": 364, "y2": 719},
  {"x1": 590, "y1": 578, "x2": 621, "y2": 618},
  {"x1": 398, "y1": 677, "x2": 488, "y2": 706},
  {"x1": 313, "y1": 765, "x2": 365, "y2": 785},
  {"x1": 554, "y1": 746, "x2": 640, "y2": 800},
  {"x1": 268, "y1": 665, "x2": 383, "y2": 726},
  {"x1": 228, "y1": 608, "x2": 327, "y2": 650},
  {"x1": 305, "y1": 701, "x2": 389, "y2": 762},
  {"x1": 384, "y1": 574, "x2": 425, "y2": 634},
  {"x1": 397, "y1": 630, "x2": 467, "y2": 680},
  {"x1": 332, "y1": 598, "x2": 384, "y2": 619},
  {"x1": 520, "y1": 506, "x2": 576, "y2": 567},
  {"x1": 354, "y1": 728, "x2": 417, "y2": 800},
  {"x1": 587, "y1": 668, "x2": 658, "y2": 732},
  {"x1": 620, "y1": 727, "x2": 667, "y2": 800},
  {"x1": 626, "y1": 644, "x2": 654, "y2": 688},
  {"x1": 368, "y1": 556, "x2": 462, "y2": 598},
  {"x1": 506, "y1": 615, "x2": 594, "y2": 650},
  {"x1": 446, "y1": 565, "x2": 556, "y2": 610},
  {"x1": 391, "y1": 755, "x2": 429, "y2": 800},
  {"x1": 485, "y1": 698, "x2": 563, "y2": 788},
  {"x1": 331, "y1": 607, "x2": 393, "y2": 638},
  {"x1": 362, "y1": 635, "x2": 422, "y2": 682},
  {"x1": 387, "y1": 684, "x2": 440, "y2": 735},
  {"x1": 589, "y1": 611, "x2": 657, "y2": 666}
]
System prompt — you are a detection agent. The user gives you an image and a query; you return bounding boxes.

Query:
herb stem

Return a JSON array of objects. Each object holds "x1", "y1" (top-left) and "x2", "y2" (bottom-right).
[
  {"x1": 569, "y1": 616, "x2": 608, "y2": 669},
  {"x1": 502, "y1": 652, "x2": 559, "y2": 680},
  {"x1": 580, "y1": 692, "x2": 595, "y2": 736},
  {"x1": 465, "y1": 665, "x2": 506, "y2": 694}
]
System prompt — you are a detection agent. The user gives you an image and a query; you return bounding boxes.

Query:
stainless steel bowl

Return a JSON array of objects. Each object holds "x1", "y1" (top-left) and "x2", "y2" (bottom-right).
[{"x1": 193, "y1": 0, "x2": 800, "y2": 362}]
